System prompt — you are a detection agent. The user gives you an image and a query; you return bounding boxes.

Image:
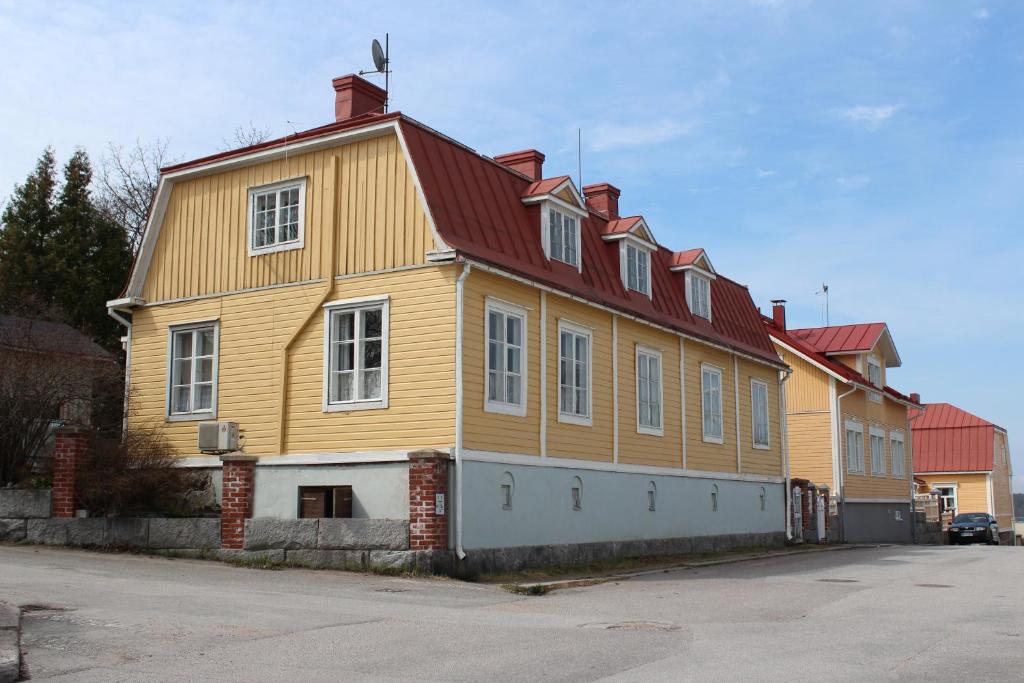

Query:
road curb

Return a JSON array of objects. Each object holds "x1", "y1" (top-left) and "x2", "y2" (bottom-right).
[
  {"x1": 511, "y1": 544, "x2": 890, "y2": 594},
  {"x1": 0, "y1": 601, "x2": 20, "y2": 683}
]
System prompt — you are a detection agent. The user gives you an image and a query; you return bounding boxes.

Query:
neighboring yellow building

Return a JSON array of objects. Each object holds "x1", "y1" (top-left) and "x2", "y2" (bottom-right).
[
  {"x1": 764, "y1": 304, "x2": 919, "y2": 543},
  {"x1": 911, "y1": 402, "x2": 1016, "y2": 544},
  {"x1": 107, "y1": 75, "x2": 791, "y2": 567}
]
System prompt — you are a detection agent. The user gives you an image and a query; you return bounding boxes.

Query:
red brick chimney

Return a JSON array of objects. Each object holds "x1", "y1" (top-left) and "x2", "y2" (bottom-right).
[
  {"x1": 583, "y1": 183, "x2": 620, "y2": 220},
  {"x1": 771, "y1": 299, "x2": 787, "y2": 331},
  {"x1": 332, "y1": 74, "x2": 387, "y2": 122},
  {"x1": 494, "y1": 150, "x2": 545, "y2": 181},
  {"x1": 910, "y1": 393, "x2": 921, "y2": 405}
]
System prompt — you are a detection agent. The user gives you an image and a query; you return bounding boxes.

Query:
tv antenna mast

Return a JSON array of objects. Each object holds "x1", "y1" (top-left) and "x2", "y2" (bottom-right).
[
  {"x1": 359, "y1": 34, "x2": 391, "y2": 112},
  {"x1": 815, "y1": 283, "x2": 830, "y2": 326}
]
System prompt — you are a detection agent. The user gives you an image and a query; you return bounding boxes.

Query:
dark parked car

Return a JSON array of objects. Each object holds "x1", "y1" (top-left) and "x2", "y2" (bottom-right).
[{"x1": 948, "y1": 513, "x2": 999, "y2": 545}]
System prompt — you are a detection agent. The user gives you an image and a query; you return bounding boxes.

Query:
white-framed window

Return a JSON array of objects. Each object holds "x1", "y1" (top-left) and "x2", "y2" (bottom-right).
[
  {"x1": 935, "y1": 484, "x2": 957, "y2": 515},
  {"x1": 890, "y1": 431, "x2": 906, "y2": 478},
  {"x1": 647, "y1": 481, "x2": 657, "y2": 511},
  {"x1": 485, "y1": 299, "x2": 527, "y2": 417},
  {"x1": 701, "y1": 363, "x2": 724, "y2": 443},
  {"x1": 685, "y1": 271, "x2": 711, "y2": 320},
  {"x1": 636, "y1": 346, "x2": 663, "y2": 435},
  {"x1": 870, "y1": 426, "x2": 886, "y2": 475},
  {"x1": 571, "y1": 476, "x2": 583, "y2": 511},
  {"x1": 247, "y1": 177, "x2": 306, "y2": 255},
  {"x1": 500, "y1": 471, "x2": 514, "y2": 510},
  {"x1": 624, "y1": 242, "x2": 651, "y2": 296},
  {"x1": 558, "y1": 320, "x2": 591, "y2": 425},
  {"x1": 547, "y1": 207, "x2": 579, "y2": 268},
  {"x1": 166, "y1": 321, "x2": 219, "y2": 420},
  {"x1": 866, "y1": 355, "x2": 882, "y2": 403},
  {"x1": 845, "y1": 420, "x2": 865, "y2": 474},
  {"x1": 322, "y1": 296, "x2": 389, "y2": 412},
  {"x1": 711, "y1": 484, "x2": 719, "y2": 512},
  {"x1": 759, "y1": 486, "x2": 767, "y2": 512},
  {"x1": 751, "y1": 379, "x2": 770, "y2": 449}
]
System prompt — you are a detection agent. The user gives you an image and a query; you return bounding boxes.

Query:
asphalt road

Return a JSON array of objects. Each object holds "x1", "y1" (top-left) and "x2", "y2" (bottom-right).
[{"x1": 1, "y1": 544, "x2": 1021, "y2": 681}]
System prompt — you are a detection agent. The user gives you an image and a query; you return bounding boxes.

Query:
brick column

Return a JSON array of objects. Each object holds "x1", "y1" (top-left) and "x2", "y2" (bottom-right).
[
  {"x1": 219, "y1": 455, "x2": 257, "y2": 550},
  {"x1": 408, "y1": 450, "x2": 449, "y2": 551},
  {"x1": 52, "y1": 427, "x2": 89, "y2": 517}
]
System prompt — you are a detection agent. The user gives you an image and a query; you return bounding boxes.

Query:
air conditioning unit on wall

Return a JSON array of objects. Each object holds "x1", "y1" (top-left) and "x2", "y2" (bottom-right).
[{"x1": 197, "y1": 422, "x2": 239, "y2": 454}]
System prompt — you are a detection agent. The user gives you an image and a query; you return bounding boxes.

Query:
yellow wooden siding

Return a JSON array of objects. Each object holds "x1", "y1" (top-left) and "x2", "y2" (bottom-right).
[
  {"x1": 787, "y1": 412, "x2": 834, "y2": 488},
  {"x1": 616, "y1": 319, "x2": 683, "y2": 469},
  {"x1": 142, "y1": 132, "x2": 435, "y2": 303},
  {"x1": 918, "y1": 473, "x2": 990, "y2": 514},
  {"x1": 737, "y1": 358, "x2": 783, "y2": 476},
  {"x1": 773, "y1": 345, "x2": 830, "y2": 413},
  {"x1": 129, "y1": 266, "x2": 456, "y2": 458},
  {"x1": 683, "y1": 345, "x2": 737, "y2": 473},
  {"x1": 840, "y1": 392, "x2": 913, "y2": 499},
  {"x1": 461, "y1": 270, "x2": 542, "y2": 455},
  {"x1": 545, "y1": 297, "x2": 615, "y2": 462}
]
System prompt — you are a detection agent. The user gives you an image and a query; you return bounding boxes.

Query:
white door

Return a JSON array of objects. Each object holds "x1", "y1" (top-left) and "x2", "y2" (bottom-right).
[{"x1": 816, "y1": 492, "x2": 827, "y2": 542}]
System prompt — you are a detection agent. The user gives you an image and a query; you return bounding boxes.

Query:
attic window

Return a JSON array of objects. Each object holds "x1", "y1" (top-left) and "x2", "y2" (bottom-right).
[
  {"x1": 247, "y1": 178, "x2": 306, "y2": 255},
  {"x1": 866, "y1": 356, "x2": 882, "y2": 403},
  {"x1": 686, "y1": 272, "x2": 711, "y2": 320},
  {"x1": 624, "y1": 243, "x2": 651, "y2": 296},
  {"x1": 547, "y1": 207, "x2": 579, "y2": 268}
]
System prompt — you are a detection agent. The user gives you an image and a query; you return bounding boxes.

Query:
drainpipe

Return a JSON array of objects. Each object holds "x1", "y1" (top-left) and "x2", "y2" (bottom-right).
[
  {"x1": 453, "y1": 261, "x2": 472, "y2": 560},
  {"x1": 834, "y1": 383, "x2": 858, "y2": 542},
  {"x1": 779, "y1": 366, "x2": 793, "y2": 541},
  {"x1": 107, "y1": 306, "x2": 133, "y2": 435}
]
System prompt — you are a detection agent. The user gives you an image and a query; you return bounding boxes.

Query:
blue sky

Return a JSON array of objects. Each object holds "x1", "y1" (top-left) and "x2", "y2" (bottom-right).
[{"x1": 2, "y1": 2, "x2": 1022, "y2": 491}]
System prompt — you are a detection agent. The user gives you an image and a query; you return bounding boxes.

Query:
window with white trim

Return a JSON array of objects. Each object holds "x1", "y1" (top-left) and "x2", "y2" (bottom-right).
[
  {"x1": 168, "y1": 322, "x2": 218, "y2": 419},
  {"x1": 890, "y1": 431, "x2": 906, "y2": 478},
  {"x1": 866, "y1": 355, "x2": 882, "y2": 403},
  {"x1": 936, "y1": 485, "x2": 957, "y2": 515},
  {"x1": 845, "y1": 420, "x2": 865, "y2": 474},
  {"x1": 323, "y1": 299, "x2": 388, "y2": 411},
  {"x1": 701, "y1": 363, "x2": 724, "y2": 443},
  {"x1": 485, "y1": 300, "x2": 526, "y2": 416},
  {"x1": 625, "y1": 243, "x2": 651, "y2": 296},
  {"x1": 248, "y1": 178, "x2": 306, "y2": 254},
  {"x1": 548, "y1": 207, "x2": 579, "y2": 267},
  {"x1": 870, "y1": 426, "x2": 886, "y2": 475},
  {"x1": 751, "y1": 379, "x2": 770, "y2": 449},
  {"x1": 636, "y1": 347, "x2": 663, "y2": 434},
  {"x1": 558, "y1": 322, "x2": 591, "y2": 423},
  {"x1": 686, "y1": 271, "x2": 711, "y2": 320}
]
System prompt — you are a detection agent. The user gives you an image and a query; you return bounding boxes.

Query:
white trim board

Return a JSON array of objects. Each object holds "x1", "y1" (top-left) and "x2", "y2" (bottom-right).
[
  {"x1": 171, "y1": 450, "x2": 426, "y2": 468},
  {"x1": 462, "y1": 449, "x2": 785, "y2": 484}
]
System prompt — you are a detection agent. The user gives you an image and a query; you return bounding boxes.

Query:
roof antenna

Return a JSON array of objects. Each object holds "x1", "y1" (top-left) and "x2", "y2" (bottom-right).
[
  {"x1": 815, "y1": 283, "x2": 830, "y2": 326},
  {"x1": 359, "y1": 34, "x2": 391, "y2": 112},
  {"x1": 577, "y1": 128, "x2": 583, "y2": 190}
]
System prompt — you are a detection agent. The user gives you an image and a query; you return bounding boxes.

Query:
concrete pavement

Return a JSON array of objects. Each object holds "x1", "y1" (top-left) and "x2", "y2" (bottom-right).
[{"x1": 1, "y1": 544, "x2": 1021, "y2": 681}]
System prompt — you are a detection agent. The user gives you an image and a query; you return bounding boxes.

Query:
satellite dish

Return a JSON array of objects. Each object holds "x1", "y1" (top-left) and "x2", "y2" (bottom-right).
[{"x1": 372, "y1": 39, "x2": 387, "y2": 73}]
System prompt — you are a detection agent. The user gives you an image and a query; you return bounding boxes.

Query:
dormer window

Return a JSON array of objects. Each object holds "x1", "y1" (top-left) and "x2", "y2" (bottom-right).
[
  {"x1": 686, "y1": 272, "x2": 711, "y2": 320},
  {"x1": 548, "y1": 207, "x2": 579, "y2": 267},
  {"x1": 625, "y1": 243, "x2": 651, "y2": 296},
  {"x1": 866, "y1": 355, "x2": 882, "y2": 403}
]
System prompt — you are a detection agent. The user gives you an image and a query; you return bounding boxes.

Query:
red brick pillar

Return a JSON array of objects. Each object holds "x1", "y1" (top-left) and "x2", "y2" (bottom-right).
[
  {"x1": 408, "y1": 450, "x2": 449, "y2": 551},
  {"x1": 219, "y1": 455, "x2": 257, "y2": 550},
  {"x1": 52, "y1": 427, "x2": 89, "y2": 517}
]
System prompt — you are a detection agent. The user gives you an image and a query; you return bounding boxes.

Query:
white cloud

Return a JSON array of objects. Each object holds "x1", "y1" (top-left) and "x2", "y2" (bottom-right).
[
  {"x1": 587, "y1": 119, "x2": 696, "y2": 152},
  {"x1": 840, "y1": 104, "x2": 902, "y2": 130}
]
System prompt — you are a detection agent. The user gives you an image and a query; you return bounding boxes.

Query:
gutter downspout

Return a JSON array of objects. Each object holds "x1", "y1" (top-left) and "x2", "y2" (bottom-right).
[
  {"x1": 107, "y1": 307, "x2": 132, "y2": 435},
  {"x1": 779, "y1": 366, "x2": 793, "y2": 541},
  {"x1": 454, "y1": 261, "x2": 472, "y2": 560},
  {"x1": 834, "y1": 382, "x2": 858, "y2": 543}
]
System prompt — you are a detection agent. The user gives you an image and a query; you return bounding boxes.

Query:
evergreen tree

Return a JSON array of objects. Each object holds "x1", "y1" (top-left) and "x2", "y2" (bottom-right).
[
  {"x1": 0, "y1": 148, "x2": 59, "y2": 314},
  {"x1": 52, "y1": 150, "x2": 132, "y2": 350}
]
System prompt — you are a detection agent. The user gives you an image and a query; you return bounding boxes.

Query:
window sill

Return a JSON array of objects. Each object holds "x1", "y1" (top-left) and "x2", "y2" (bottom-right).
[
  {"x1": 702, "y1": 435, "x2": 724, "y2": 445},
  {"x1": 637, "y1": 425, "x2": 664, "y2": 437},
  {"x1": 752, "y1": 443, "x2": 770, "y2": 451},
  {"x1": 324, "y1": 399, "x2": 387, "y2": 413},
  {"x1": 558, "y1": 412, "x2": 592, "y2": 427},
  {"x1": 166, "y1": 412, "x2": 216, "y2": 423},
  {"x1": 248, "y1": 240, "x2": 304, "y2": 257},
  {"x1": 485, "y1": 401, "x2": 527, "y2": 417}
]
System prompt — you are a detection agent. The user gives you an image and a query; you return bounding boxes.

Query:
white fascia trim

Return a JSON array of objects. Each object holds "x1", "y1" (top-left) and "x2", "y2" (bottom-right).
[
  {"x1": 917, "y1": 470, "x2": 991, "y2": 476},
  {"x1": 171, "y1": 450, "x2": 428, "y2": 468},
  {"x1": 107, "y1": 296, "x2": 146, "y2": 310},
  {"x1": 461, "y1": 449, "x2": 785, "y2": 483},
  {"x1": 772, "y1": 336, "x2": 852, "y2": 385},
  {"x1": 322, "y1": 293, "x2": 390, "y2": 309},
  {"x1": 462, "y1": 259, "x2": 786, "y2": 371},
  {"x1": 523, "y1": 177, "x2": 588, "y2": 212},
  {"x1": 603, "y1": 229, "x2": 658, "y2": 252},
  {"x1": 844, "y1": 497, "x2": 912, "y2": 504},
  {"x1": 523, "y1": 192, "x2": 589, "y2": 218},
  {"x1": 669, "y1": 263, "x2": 718, "y2": 281},
  {"x1": 483, "y1": 296, "x2": 528, "y2": 418}
]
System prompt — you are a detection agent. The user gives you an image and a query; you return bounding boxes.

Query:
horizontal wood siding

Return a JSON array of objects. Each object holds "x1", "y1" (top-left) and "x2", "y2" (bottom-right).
[
  {"x1": 787, "y1": 412, "x2": 834, "y2": 488},
  {"x1": 840, "y1": 388, "x2": 913, "y2": 499},
  {"x1": 737, "y1": 358, "x2": 783, "y2": 476},
  {"x1": 142, "y1": 132, "x2": 434, "y2": 303},
  {"x1": 462, "y1": 270, "x2": 542, "y2": 455},
  {"x1": 684, "y1": 345, "x2": 737, "y2": 474},
  {"x1": 919, "y1": 473, "x2": 990, "y2": 515},
  {"x1": 774, "y1": 346, "x2": 829, "y2": 413}
]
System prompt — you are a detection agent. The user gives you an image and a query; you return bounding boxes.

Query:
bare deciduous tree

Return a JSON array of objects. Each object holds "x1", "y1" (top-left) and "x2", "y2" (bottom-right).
[
  {"x1": 221, "y1": 122, "x2": 272, "y2": 151},
  {"x1": 97, "y1": 139, "x2": 172, "y2": 255}
]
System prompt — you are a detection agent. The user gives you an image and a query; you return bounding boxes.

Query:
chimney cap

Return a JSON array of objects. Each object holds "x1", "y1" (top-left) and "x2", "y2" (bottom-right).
[
  {"x1": 771, "y1": 299, "x2": 787, "y2": 305},
  {"x1": 332, "y1": 74, "x2": 387, "y2": 121},
  {"x1": 583, "y1": 181, "x2": 621, "y2": 197},
  {"x1": 494, "y1": 149, "x2": 545, "y2": 181}
]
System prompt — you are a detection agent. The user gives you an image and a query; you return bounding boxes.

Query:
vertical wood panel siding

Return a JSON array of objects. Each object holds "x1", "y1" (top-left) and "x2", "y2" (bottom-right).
[
  {"x1": 129, "y1": 265, "x2": 457, "y2": 458},
  {"x1": 774, "y1": 347, "x2": 830, "y2": 413},
  {"x1": 462, "y1": 271, "x2": 542, "y2": 455},
  {"x1": 142, "y1": 133, "x2": 433, "y2": 303},
  {"x1": 736, "y1": 358, "x2": 783, "y2": 476}
]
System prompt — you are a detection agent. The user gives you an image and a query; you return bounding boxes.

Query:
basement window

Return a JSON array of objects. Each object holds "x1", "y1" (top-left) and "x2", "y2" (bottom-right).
[
  {"x1": 298, "y1": 486, "x2": 353, "y2": 519},
  {"x1": 247, "y1": 178, "x2": 306, "y2": 255},
  {"x1": 571, "y1": 476, "x2": 583, "y2": 511},
  {"x1": 647, "y1": 481, "x2": 657, "y2": 512},
  {"x1": 500, "y1": 471, "x2": 514, "y2": 510},
  {"x1": 711, "y1": 484, "x2": 719, "y2": 512},
  {"x1": 759, "y1": 487, "x2": 767, "y2": 512}
]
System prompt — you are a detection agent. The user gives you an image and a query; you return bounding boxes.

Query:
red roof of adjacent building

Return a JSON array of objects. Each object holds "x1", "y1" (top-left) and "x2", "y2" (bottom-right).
[
  {"x1": 910, "y1": 403, "x2": 999, "y2": 472},
  {"x1": 788, "y1": 323, "x2": 887, "y2": 355},
  {"x1": 669, "y1": 248, "x2": 706, "y2": 268}
]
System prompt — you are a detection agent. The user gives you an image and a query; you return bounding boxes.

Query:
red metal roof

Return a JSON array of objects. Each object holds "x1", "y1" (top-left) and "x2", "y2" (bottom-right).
[
  {"x1": 398, "y1": 118, "x2": 782, "y2": 365},
  {"x1": 522, "y1": 176, "x2": 573, "y2": 197},
  {"x1": 602, "y1": 216, "x2": 644, "y2": 235},
  {"x1": 764, "y1": 317, "x2": 916, "y2": 405},
  {"x1": 670, "y1": 248, "x2": 706, "y2": 268},
  {"x1": 788, "y1": 323, "x2": 886, "y2": 354},
  {"x1": 910, "y1": 403, "x2": 996, "y2": 472}
]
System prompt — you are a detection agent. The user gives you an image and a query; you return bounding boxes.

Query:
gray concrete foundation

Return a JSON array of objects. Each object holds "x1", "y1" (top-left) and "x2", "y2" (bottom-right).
[{"x1": 842, "y1": 501, "x2": 913, "y2": 544}]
